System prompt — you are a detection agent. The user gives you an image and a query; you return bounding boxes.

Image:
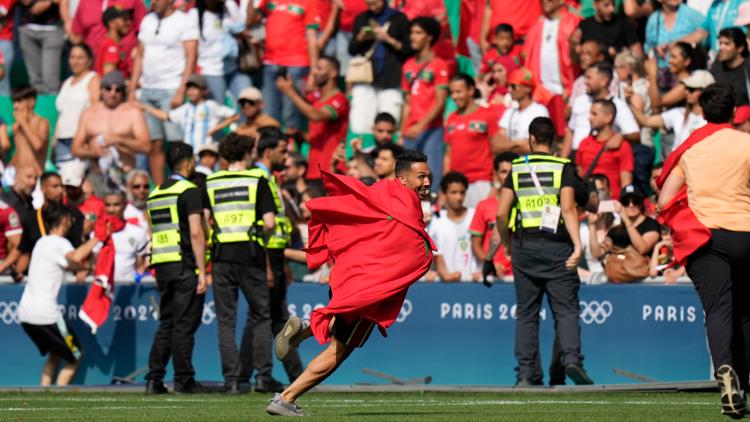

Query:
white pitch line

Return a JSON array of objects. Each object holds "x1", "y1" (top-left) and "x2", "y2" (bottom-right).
[{"x1": 1, "y1": 406, "x2": 182, "y2": 411}]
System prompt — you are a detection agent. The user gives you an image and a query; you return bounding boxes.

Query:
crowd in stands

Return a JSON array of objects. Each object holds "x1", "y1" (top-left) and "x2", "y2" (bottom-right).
[{"x1": 0, "y1": 0, "x2": 747, "y2": 284}]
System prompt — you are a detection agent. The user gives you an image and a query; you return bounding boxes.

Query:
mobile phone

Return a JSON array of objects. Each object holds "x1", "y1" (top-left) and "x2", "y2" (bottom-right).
[{"x1": 598, "y1": 200, "x2": 616, "y2": 214}]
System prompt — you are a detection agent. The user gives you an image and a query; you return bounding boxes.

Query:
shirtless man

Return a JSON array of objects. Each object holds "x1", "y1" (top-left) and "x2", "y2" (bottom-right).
[
  {"x1": 233, "y1": 87, "x2": 280, "y2": 139},
  {"x1": 72, "y1": 71, "x2": 150, "y2": 188},
  {"x1": 8, "y1": 87, "x2": 49, "y2": 184}
]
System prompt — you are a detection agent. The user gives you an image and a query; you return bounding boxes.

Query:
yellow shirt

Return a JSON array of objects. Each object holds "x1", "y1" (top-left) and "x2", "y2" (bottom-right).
[{"x1": 673, "y1": 128, "x2": 750, "y2": 231}]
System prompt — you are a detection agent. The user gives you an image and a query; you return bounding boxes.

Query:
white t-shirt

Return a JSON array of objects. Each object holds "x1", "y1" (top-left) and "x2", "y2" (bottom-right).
[
  {"x1": 579, "y1": 222, "x2": 604, "y2": 274},
  {"x1": 499, "y1": 102, "x2": 549, "y2": 141},
  {"x1": 539, "y1": 18, "x2": 563, "y2": 95},
  {"x1": 661, "y1": 108, "x2": 707, "y2": 150},
  {"x1": 192, "y1": 2, "x2": 243, "y2": 76},
  {"x1": 93, "y1": 223, "x2": 149, "y2": 281},
  {"x1": 568, "y1": 95, "x2": 640, "y2": 150},
  {"x1": 18, "y1": 235, "x2": 75, "y2": 325},
  {"x1": 139, "y1": 11, "x2": 200, "y2": 90},
  {"x1": 428, "y1": 209, "x2": 480, "y2": 282},
  {"x1": 124, "y1": 203, "x2": 148, "y2": 229},
  {"x1": 168, "y1": 100, "x2": 236, "y2": 148}
]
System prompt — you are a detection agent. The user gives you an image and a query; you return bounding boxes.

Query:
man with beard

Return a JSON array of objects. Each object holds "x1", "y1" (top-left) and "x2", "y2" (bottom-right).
[
  {"x1": 123, "y1": 170, "x2": 150, "y2": 229},
  {"x1": 72, "y1": 71, "x2": 151, "y2": 190},
  {"x1": 233, "y1": 88, "x2": 281, "y2": 140},
  {"x1": 276, "y1": 56, "x2": 350, "y2": 184}
]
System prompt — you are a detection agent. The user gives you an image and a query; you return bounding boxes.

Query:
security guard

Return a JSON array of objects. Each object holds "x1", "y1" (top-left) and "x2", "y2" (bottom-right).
[
  {"x1": 207, "y1": 133, "x2": 281, "y2": 394},
  {"x1": 145, "y1": 142, "x2": 208, "y2": 395},
  {"x1": 495, "y1": 117, "x2": 594, "y2": 386},
  {"x1": 237, "y1": 132, "x2": 304, "y2": 384}
]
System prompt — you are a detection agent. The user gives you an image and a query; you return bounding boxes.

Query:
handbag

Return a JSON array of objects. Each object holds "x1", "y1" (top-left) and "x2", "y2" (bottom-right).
[
  {"x1": 345, "y1": 22, "x2": 390, "y2": 84},
  {"x1": 237, "y1": 34, "x2": 261, "y2": 73},
  {"x1": 604, "y1": 245, "x2": 650, "y2": 283}
]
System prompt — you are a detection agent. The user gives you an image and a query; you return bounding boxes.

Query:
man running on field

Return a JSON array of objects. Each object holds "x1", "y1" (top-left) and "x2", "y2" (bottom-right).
[{"x1": 266, "y1": 150, "x2": 436, "y2": 416}]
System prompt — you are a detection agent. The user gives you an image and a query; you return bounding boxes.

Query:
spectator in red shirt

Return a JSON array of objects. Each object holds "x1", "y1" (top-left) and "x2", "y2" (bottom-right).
[
  {"x1": 0, "y1": 198, "x2": 23, "y2": 275},
  {"x1": 480, "y1": 0, "x2": 541, "y2": 53},
  {"x1": 248, "y1": 0, "x2": 320, "y2": 136},
  {"x1": 479, "y1": 24, "x2": 523, "y2": 80},
  {"x1": 276, "y1": 56, "x2": 349, "y2": 182},
  {"x1": 400, "y1": 16, "x2": 449, "y2": 192},
  {"x1": 470, "y1": 152, "x2": 515, "y2": 279},
  {"x1": 95, "y1": 6, "x2": 132, "y2": 77},
  {"x1": 0, "y1": 0, "x2": 15, "y2": 96},
  {"x1": 576, "y1": 99, "x2": 634, "y2": 199},
  {"x1": 445, "y1": 73, "x2": 496, "y2": 208},
  {"x1": 70, "y1": 0, "x2": 145, "y2": 67}
]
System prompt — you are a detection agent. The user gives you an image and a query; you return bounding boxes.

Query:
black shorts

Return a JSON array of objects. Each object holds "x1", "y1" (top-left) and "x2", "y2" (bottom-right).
[
  {"x1": 331, "y1": 317, "x2": 376, "y2": 348},
  {"x1": 21, "y1": 319, "x2": 82, "y2": 363}
]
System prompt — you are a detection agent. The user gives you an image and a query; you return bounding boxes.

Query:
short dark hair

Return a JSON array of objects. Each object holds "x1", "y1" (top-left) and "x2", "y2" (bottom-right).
[
  {"x1": 493, "y1": 152, "x2": 518, "y2": 170},
  {"x1": 719, "y1": 27, "x2": 749, "y2": 58},
  {"x1": 440, "y1": 171, "x2": 469, "y2": 193},
  {"x1": 528, "y1": 117, "x2": 555, "y2": 146},
  {"x1": 582, "y1": 39, "x2": 610, "y2": 60},
  {"x1": 12, "y1": 85, "x2": 36, "y2": 102},
  {"x1": 494, "y1": 23, "x2": 513, "y2": 36},
  {"x1": 592, "y1": 98, "x2": 617, "y2": 120},
  {"x1": 257, "y1": 126, "x2": 284, "y2": 140},
  {"x1": 70, "y1": 43, "x2": 95, "y2": 61},
  {"x1": 43, "y1": 202, "x2": 72, "y2": 231},
  {"x1": 166, "y1": 142, "x2": 194, "y2": 172},
  {"x1": 450, "y1": 73, "x2": 480, "y2": 99},
  {"x1": 374, "y1": 112, "x2": 397, "y2": 126},
  {"x1": 289, "y1": 151, "x2": 307, "y2": 169},
  {"x1": 320, "y1": 55, "x2": 341, "y2": 75},
  {"x1": 40, "y1": 172, "x2": 61, "y2": 185},
  {"x1": 395, "y1": 150, "x2": 428, "y2": 176},
  {"x1": 410, "y1": 16, "x2": 441, "y2": 46},
  {"x1": 219, "y1": 132, "x2": 254, "y2": 162},
  {"x1": 373, "y1": 142, "x2": 405, "y2": 160},
  {"x1": 257, "y1": 131, "x2": 285, "y2": 156},
  {"x1": 700, "y1": 83, "x2": 736, "y2": 123},
  {"x1": 591, "y1": 61, "x2": 614, "y2": 83},
  {"x1": 591, "y1": 173, "x2": 610, "y2": 188},
  {"x1": 104, "y1": 189, "x2": 127, "y2": 200}
]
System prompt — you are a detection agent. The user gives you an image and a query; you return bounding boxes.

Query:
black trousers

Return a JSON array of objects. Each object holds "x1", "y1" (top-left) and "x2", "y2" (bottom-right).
[
  {"x1": 146, "y1": 267, "x2": 204, "y2": 385},
  {"x1": 686, "y1": 229, "x2": 750, "y2": 389},
  {"x1": 512, "y1": 237, "x2": 584, "y2": 382},
  {"x1": 213, "y1": 262, "x2": 272, "y2": 383},
  {"x1": 239, "y1": 249, "x2": 304, "y2": 383}
]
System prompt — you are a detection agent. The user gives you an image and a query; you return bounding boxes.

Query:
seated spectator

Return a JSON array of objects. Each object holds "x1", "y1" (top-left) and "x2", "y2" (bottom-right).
[
  {"x1": 574, "y1": 0, "x2": 642, "y2": 58},
  {"x1": 643, "y1": 0, "x2": 703, "y2": 80},
  {"x1": 576, "y1": 99, "x2": 634, "y2": 199},
  {"x1": 645, "y1": 42, "x2": 704, "y2": 110},
  {"x1": 469, "y1": 152, "x2": 515, "y2": 278},
  {"x1": 628, "y1": 70, "x2": 712, "y2": 152},
  {"x1": 445, "y1": 73, "x2": 496, "y2": 208},
  {"x1": 124, "y1": 170, "x2": 150, "y2": 228},
  {"x1": 195, "y1": 143, "x2": 219, "y2": 176},
  {"x1": 56, "y1": 43, "x2": 100, "y2": 166},
  {"x1": 17, "y1": 202, "x2": 100, "y2": 386},
  {"x1": 129, "y1": 0, "x2": 198, "y2": 185},
  {"x1": 569, "y1": 39, "x2": 615, "y2": 105},
  {"x1": 615, "y1": 51, "x2": 652, "y2": 151},
  {"x1": 71, "y1": 0, "x2": 145, "y2": 69},
  {"x1": 348, "y1": 0, "x2": 410, "y2": 137},
  {"x1": 96, "y1": 6, "x2": 133, "y2": 78},
  {"x1": 73, "y1": 71, "x2": 150, "y2": 191},
  {"x1": 233, "y1": 87, "x2": 280, "y2": 139},
  {"x1": 710, "y1": 27, "x2": 750, "y2": 106},
  {"x1": 18, "y1": 0, "x2": 68, "y2": 94},
  {"x1": 0, "y1": 197, "x2": 23, "y2": 276},
  {"x1": 400, "y1": 16, "x2": 449, "y2": 192},
  {"x1": 427, "y1": 172, "x2": 480, "y2": 282},
  {"x1": 478, "y1": 24, "x2": 523, "y2": 81},
  {"x1": 649, "y1": 225, "x2": 686, "y2": 283},
  {"x1": 494, "y1": 68, "x2": 549, "y2": 155},
  {"x1": 276, "y1": 56, "x2": 349, "y2": 182},
  {"x1": 5, "y1": 87, "x2": 50, "y2": 190},
  {"x1": 95, "y1": 190, "x2": 148, "y2": 281},
  {"x1": 140, "y1": 74, "x2": 237, "y2": 151},
  {"x1": 589, "y1": 184, "x2": 661, "y2": 262}
]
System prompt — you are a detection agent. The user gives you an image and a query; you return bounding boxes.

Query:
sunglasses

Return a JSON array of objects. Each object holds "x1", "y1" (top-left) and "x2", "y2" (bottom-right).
[
  {"x1": 130, "y1": 184, "x2": 149, "y2": 190},
  {"x1": 239, "y1": 99, "x2": 258, "y2": 107},
  {"x1": 103, "y1": 85, "x2": 125, "y2": 93},
  {"x1": 685, "y1": 86, "x2": 701, "y2": 93},
  {"x1": 623, "y1": 198, "x2": 643, "y2": 207}
]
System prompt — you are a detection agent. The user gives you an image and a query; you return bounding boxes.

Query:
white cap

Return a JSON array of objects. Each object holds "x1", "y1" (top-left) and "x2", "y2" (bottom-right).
[
  {"x1": 58, "y1": 160, "x2": 86, "y2": 187},
  {"x1": 197, "y1": 142, "x2": 219, "y2": 156},
  {"x1": 682, "y1": 70, "x2": 715, "y2": 89}
]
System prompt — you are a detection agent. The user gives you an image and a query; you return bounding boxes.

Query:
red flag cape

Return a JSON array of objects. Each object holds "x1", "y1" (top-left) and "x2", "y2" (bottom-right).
[
  {"x1": 656, "y1": 123, "x2": 729, "y2": 264},
  {"x1": 79, "y1": 215, "x2": 126, "y2": 334},
  {"x1": 306, "y1": 171, "x2": 436, "y2": 344}
]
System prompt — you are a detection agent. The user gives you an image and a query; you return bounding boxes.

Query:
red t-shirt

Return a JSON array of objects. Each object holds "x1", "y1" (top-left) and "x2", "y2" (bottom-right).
[
  {"x1": 95, "y1": 36, "x2": 131, "y2": 78},
  {"x1": 306, "y1": 90, "x2": 350, "y2": 180},
  {"x1": 259, "y1": 0, "x2": 320, "y2": 67},
  {"x1": 402, "y1": 56, "x2": 449, "y2": 131},
  {"x1": 0, "y1": 0, "x2": 15, "y2": 41},
  {"x1": 315, "y1": 0, "x2": 332, "y2": 30},
  {"x1": 576, "y1": 136, "x2": 634, "y2": 200},
  {"x1": 479, "y1": 46, "x2": 523, "y2": 75},
  {"x1": 339, "y1": 0, "x2": 368, "y2": 33},
  {"x1": 468, "y1": 196, "x2": 512, "y2": 274},
  {"x1": 72, "y1": 0, "x2": 146, "y2": 62},
  {"x1": 488, "y1": 0, "x2": 541, "y2": 41},
  {"x1": 0, "y1": 199, "x2": 22, "y2": 260},
  {"x1": 445, "y1": 105, "x2": 496, "y2": 183},
  {"x1": 78, "y1": 194, "x2": 106, "y2": 223}
]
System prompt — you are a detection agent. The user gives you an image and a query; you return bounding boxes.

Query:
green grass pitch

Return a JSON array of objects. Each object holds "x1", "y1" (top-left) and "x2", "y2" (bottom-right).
[{"x1": 0, "y1": 391, "x2": 730, "y2": 421}]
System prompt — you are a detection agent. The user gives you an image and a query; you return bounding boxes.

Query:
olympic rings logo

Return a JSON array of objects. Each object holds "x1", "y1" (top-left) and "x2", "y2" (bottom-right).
[
  {"x1": 396, "y1": 299, "x2": 413, "y2": 323},
  {"x1": 202, "y1": 301, "x2": 216, "y2": 325},
  {"x1": 0, "y1": 301, "x2": 20, "y2": 325},
  {"x1": 579, "y1": 300, "x2": 613, "y2": 325}
]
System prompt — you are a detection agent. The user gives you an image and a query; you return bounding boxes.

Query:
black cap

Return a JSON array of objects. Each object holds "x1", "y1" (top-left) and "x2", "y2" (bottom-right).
[
  {"x1": 620, "y1": 184, "x2": 644, "y2": 202},
  {"x1": 102, "y1": 6, "x2": 131, "y2": 26}
]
